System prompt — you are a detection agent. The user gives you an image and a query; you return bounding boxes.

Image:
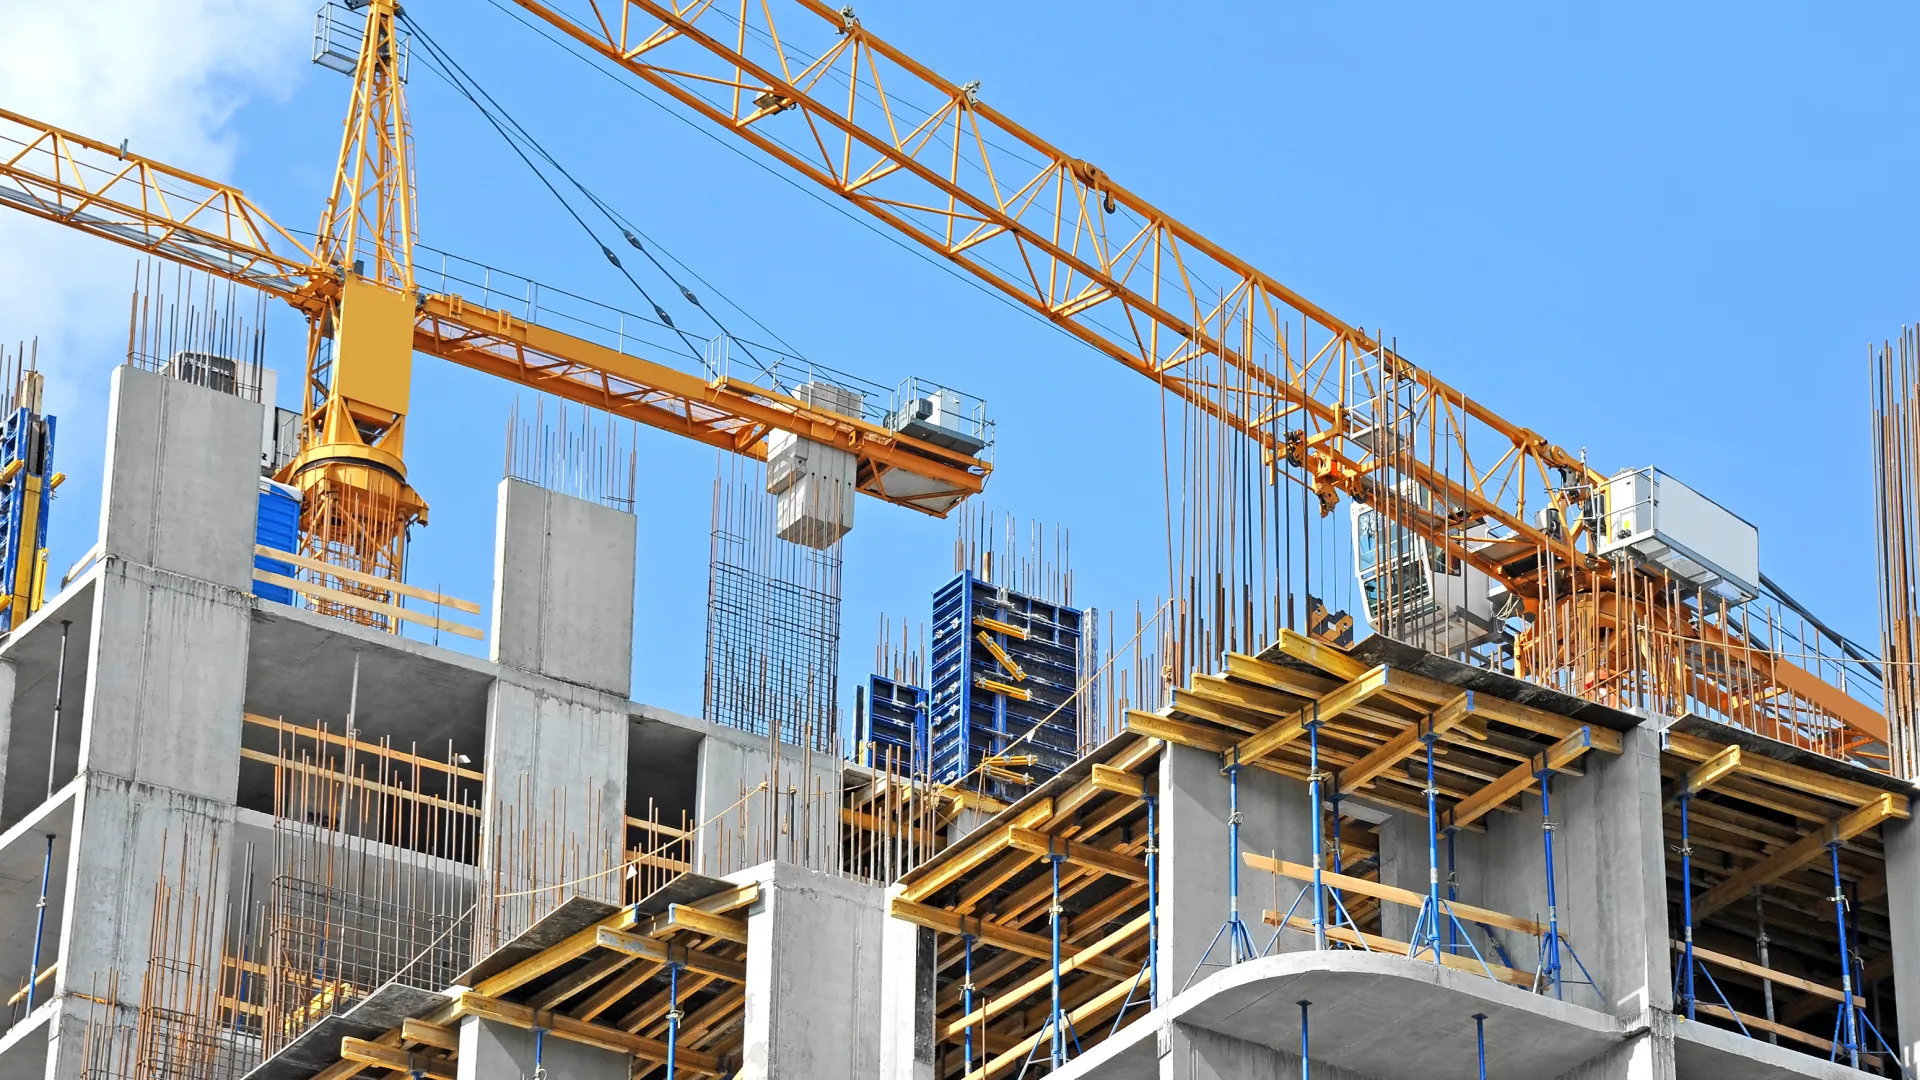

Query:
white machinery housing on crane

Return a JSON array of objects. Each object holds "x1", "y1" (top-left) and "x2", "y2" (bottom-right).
[{"x1": 1595, "y1": 467, "x2": 1759, "y2": 603}]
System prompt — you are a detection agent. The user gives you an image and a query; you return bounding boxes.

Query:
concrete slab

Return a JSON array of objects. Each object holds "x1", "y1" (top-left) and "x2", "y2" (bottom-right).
[
  {"x1": 1155, "y1": 951, "x2": 1629, "y2": 1080},
  {"x1": 241, "y1": 981, "x2": 451, "y2": 1080},
  {"x1": 1671, "y1": 1017, "x2": 1876, "y2": 1080},
  {"x1": 0, "y1": 1001, "x2": 51, "y2": 1080}
]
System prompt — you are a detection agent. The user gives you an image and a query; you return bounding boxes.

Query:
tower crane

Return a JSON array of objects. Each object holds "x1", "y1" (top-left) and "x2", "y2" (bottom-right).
[
  {"x1": 0, "y1": 0, "x2": 989, "y2": 628},
  {"x1": 504, "y1": 0, "x2": 1888, "y2": 763}
]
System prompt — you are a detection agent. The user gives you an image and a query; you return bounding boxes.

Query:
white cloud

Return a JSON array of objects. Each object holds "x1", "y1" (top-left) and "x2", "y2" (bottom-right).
[{"x1": 0, "y1": 0, "x2": 308, "y2": 415}]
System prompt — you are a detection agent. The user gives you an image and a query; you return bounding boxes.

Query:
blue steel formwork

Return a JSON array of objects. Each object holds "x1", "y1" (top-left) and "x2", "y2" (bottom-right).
[
  {"x1": 928, "y1": 571, "x2": 1084, "y2": 798},
  {"x1": 0, "y1": 405, "x2": 54, "y2": 633},
  {"x1": 862, "y1": 674, "x2": 929, "y2": 771}
]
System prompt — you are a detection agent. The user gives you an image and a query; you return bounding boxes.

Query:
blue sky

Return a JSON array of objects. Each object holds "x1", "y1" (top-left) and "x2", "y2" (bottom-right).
[{"x1": 16, "y1": 2, "x2": 1920, "y2": 721}]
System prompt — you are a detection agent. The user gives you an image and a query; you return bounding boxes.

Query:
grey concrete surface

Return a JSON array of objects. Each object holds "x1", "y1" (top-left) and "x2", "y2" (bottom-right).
[
  {"x1": 95, "y1": 366, "x2": 262, "y2": 591},
  {"x1": 1160, "y1": 743, "x2": 1312, "y2": 995},
  {"x1": 489, "y1": 479, "x2": 635, "y2": 697},
  {"x1": 879, "y1": 886, "x2": 935, "y2": 1080},
  {"x1": 1671, "y1": 1016, "x2": 1873, "y2": 1080},
  {"x1": 694, "y1": 726, "x2": 840, "y2": 877},
  {"x1": 457, "y1": 1014, "x2": 626, "y2": 1080},
  {"x1": 735, "y1": 860, "x2": 886, "y2": 1080},
  {"x1": 1885, "y1": 813, "x2": 1920, "y2": 1076}
]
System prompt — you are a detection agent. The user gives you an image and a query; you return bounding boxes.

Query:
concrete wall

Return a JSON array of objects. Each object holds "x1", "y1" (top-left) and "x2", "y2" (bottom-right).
[
  {"x1": 1159, "y1": 743, "x2": 1313, "y2": 994},
  {"x1": 1885, "y1": 813, "x2": 1920, "y2": 1075},
  {"x1": 694, "y1": 725, "x2": 841, "y2": 877},
  {"x1": 1375, "y1": 725, "x2": 1669, "y2": 1020},
  {"x1": 879, "y1": 888, "x2": 936, "y2": 1080},
  {"x1": 46, "y1": 367, "x2": 260, "y2": 1080},
  {"x1": 736, "y1": 860, "x2": 887, "y2": 1080},
  {"x1": 457, "y1": 1015, "x2": 627, "y2": 1080},
  {"x1": 489, "y1": 479, "x2": 635, "y2": 697}
]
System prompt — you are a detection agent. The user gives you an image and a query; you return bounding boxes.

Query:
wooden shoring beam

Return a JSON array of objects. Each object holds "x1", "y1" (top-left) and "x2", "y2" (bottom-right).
[
  {"x1": 1336, "y1": 691, "x2": 1474, "y2": 794},
  {"x1": 448, "y1": 991, "x2": 726, "y2": 1075},
  {"x1": 339, "y1": 1037, "x2": 454, "y2": 1080},
  {"x1": 596, "y1": 928, "x2": 747, "y2": 983},
  {"x1": 646, "y1": 904, "x2": 748, "y2": 944},
  {"x1": 526, "y1": 951, "x2": 631, "y2": 1012},
  {"x1": 1441, "y1": 726, "x2": 1605, "y2": 836},
  {"x1": 1089, "y1": 764, "x2": 1145, "y2": 797},
  {"x1": 1005, "y1": 828, "x2": 1148, "y2": 882},
  {"x1": 889, "y1": 897, "x2": 1136, "y2": 981},
  {"x1": 958, "y1": 793, "x2": 1144, "y2": 916},
  {"x1": 400, "y1": 1019, "x2": 458, "y2": 1052},
  {"x1": 1243, "y1": 852, "x2": 1545, "y2": 937},
  {"x1": 1230, "y1": 664, "x2": 1396, "y2": 767},
  {"x1": 1669, "y1": 941, "x2": 1862, "y2": 1006},
  {"x1": 962, "y1": 977, "x2": 1138, "y2": 1080},
  {"x1": 1664, "y1": 731, "x2": 1909, "y2": 812},
  {"x1": 901, "y1": 801, "x2": 1054, "y2": 903},
  {"x1": 574, "y1": 958, "x2": 659, "y2": 1022},
  {"x1": 1262, "y1": 912, "x2": 1535, "y2": 989},
  {"x1": 620, "y1": 971, "x2": 718, "y2": 1035},
  {"x1": 1693, "y1": 1002, "x2": 1873, "y2": 1059},
  {"x1": 1668, "y1": 745, "x2": 1742, "y2": 802},
  {"x1": 472, "y1": 882, "x2": 758, "y2": 999},
  {"x1": 1694, "y1": 794, "x2": 1904, "y2": 920},
  {"x1": 939, "y1": 911, "x2": 1150, "y2": 1040}
]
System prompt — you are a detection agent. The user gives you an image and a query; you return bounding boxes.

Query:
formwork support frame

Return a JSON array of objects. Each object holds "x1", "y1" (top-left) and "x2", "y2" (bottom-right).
[
  {"x1": 1674, "y1": 792, "x2": 1747, "y2": 1032},
  {"x1": 1112, "y1": 794, "x2": 1158, "y2": 1034},
  {"x1": 1407, "y1": 718, "x2": 1494, "y2": 980},
  {"x1": 1187, "y1": 750, "x2": 1254, "y2": 986}
]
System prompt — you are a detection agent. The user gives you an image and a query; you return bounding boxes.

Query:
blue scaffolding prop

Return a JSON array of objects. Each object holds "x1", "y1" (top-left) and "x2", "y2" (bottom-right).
[
  {"x1": 962, "y1": 932, "x2": 978, "y2": 1071},
  {"x1": 1264, "y1": 716, "x2": 1370, "y2": 957},
  {"x1": 1473, "y1": 1013, "x2": 1488, "y2": 1079},
  {"x1": 1822, "y1": 841, "x2": 1906, "y2": 1074},
  {"x1": 1297, "y1": 999, "x2": 1311, "y2": 1080},
  {"x1": 1406, "y1": 718, "x2": 1495, "y2": 980},
  {"x1": 664, "y1": 955, "x2": 684, "y2": 1076},
  {"x1": 1017, "y1": 851, "x2": 1081, "y2": 1078},
  {"x1": 1187, "y1": 750, "x2": 1256, "y2": 988},
  {"x1": 1673, "y1": 792, "x2": 1747, "y2": 1033},
  {"x1": 1111, "y1": 794, "x2": 1159, "y2": 1034},
  {"x1": 1531, "y1": 769, "x2": 1602, "y2": 1004}
]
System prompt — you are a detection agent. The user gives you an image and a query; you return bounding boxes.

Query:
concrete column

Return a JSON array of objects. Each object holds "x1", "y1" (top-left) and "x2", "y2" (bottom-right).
[
  {"x1": 693, "y1": 726, "x2": 840, "y2": 878},
  {"x1": 737, "y1": 861, "x2": 886, "y2": 1080},
  {"x1": 879, "y1": 885, "x2": 936, "y2": 1080},
  {"x1": 1158, "y1": 743, "x2": 1312, "y2": 998},
  {"x1": 489, "y1": 478, "x2": 636, "y2": 697},
  {"x1": 456, "y1": 1015, "x2": 628, "y2": 1080},
  {"x1": 1554, "y1": 1026, "x2": 1676, "y2": 1080},
  {"x1": 47, "y1": 366, "x2": 259, "y2": 1080},
  {"x1": 1557, "y1": 725, "x2": 1670, "y2": 1019},
  {"x1": 1883, "y1": 813, "x2": 1920, "y2": 1074},
  {"x1": 481, "y1": 480, "x2": 636, "y2": 941}
]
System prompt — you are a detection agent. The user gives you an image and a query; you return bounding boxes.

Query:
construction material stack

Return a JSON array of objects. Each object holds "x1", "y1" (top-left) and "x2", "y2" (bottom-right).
[{"x1": 0, "y1": 356, "x2": 55, "y2": 632}]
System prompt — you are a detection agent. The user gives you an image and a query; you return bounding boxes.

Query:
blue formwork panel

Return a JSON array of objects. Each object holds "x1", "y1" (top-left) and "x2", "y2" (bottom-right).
[
  {"x1": 253, "y1": 479, "x2": 301, "y2": 604},
  {"x1": 0, "y1": 406, "x2": 55, "y2": 632},
  {"x1": 862, "y1": 674, "x2": 929, "y2": 771},
  {"x1": 928, "y1": 571, "x2": 1084, "y2": 799}
]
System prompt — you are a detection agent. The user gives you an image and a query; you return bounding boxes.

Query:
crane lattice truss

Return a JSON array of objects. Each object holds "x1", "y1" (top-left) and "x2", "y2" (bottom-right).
[
  {"x1": 0, "y1": 102, "x2": 986, "y2": 514},
  {"x1": 507, "y1": 0, "x2": 1885, "y2": 761}
]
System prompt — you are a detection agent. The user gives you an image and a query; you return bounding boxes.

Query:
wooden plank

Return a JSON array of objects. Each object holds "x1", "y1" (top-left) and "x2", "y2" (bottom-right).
[
  {"x1": 1337, "y1": 692, "x2": 1474, "y2": 794},
  {"x1": 887, "y1": 897, "x2": 1135, "y2": 981},
  {"x1": 1665, "y1": 731, "x2": 1907, "y2": 814},
  {"x1": 1225, "y1": 652, "x2": 1340, "y2": 698},
  {"x1": 648, "y1": 904, "x2": 748, "y2": 945},
  {"x1": 451, "y1": 991, "x2": 725, "y2": 1074},
  {"x1": 1263, "y1": 912, "x2": 1535, "y2": 989},
  {"x1": 1673, "y1": 745, "x2": 1741, "y2": 800},
  {"x1": 254, "y1": 569, "x2": 485, "y2": 640},
  {"x1": 340, "y1": 1037, "x2": 454, "y2": 1080},
  {"x1": 939, "y1": 911, "x2": 1150, "y2": 1040},
  {"x1": 256, "y1": 544, "x2": 482, "y2": 613},
  {"x1": 471, "y1": 907, "x2": 639, "y2": 998},
  {"x1": 1006, "y1": 828, "x2": 1148, "y2": 882},
  {"x1": 595, "y1": 928, "x2": 746, "y2": 983},
  {"x1": 964, "y1": 977, "x2": 1138, "y2": 1080},
  {"x1": 1467, "y1": 693, "x2": 1616, "y2": 744},
  {"x1": 899, "y1": 825, "x2": 1014, "y2": 902},
  {"x1": 1125, "y1": 711, "x2": 1234, "y2": 753},
  {"x1": 1671, "y1": 942, "x2": 1861, "y2": 1006},
  {"x1": 526, "y1": 951, "x2": 630, "y2": 1011},
  {"x1": 1243, "y1": 852, "x2": 1545, "y2": 937},
  {"x1": 1693, "y1": 1002, "x2": 1857, "y2": 1057},
  {"x1": 1694, "y1": 794, "x2": 1902, "y2": 920},
  {"x1": 1272, "y1": 629, "x2": 1369, "y2": 680},
  {"x1": 1089, "y1": 764, "x2": 1145, "y2": 797},
  {"x1": 1232, "y1": 664, "x2": 1398, "y2": 767},
  {"x1": 1443, "y1": 727, "x2": 1598, "y2": 835},
  {"x1": 246, "y1": 713, "x2": 487, "y2": 782},
  {"x1": 238, "y1": 748, "x2": 480, "y2": 817},
  {"x1": 400, "y1": 1018, "x2": 458, "y2": 1052}
]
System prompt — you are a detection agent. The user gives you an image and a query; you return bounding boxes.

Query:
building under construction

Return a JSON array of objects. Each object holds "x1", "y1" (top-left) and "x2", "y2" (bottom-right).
[{"x1": 1, "y1": 3, "x2": 1920, "y2": 1080}]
